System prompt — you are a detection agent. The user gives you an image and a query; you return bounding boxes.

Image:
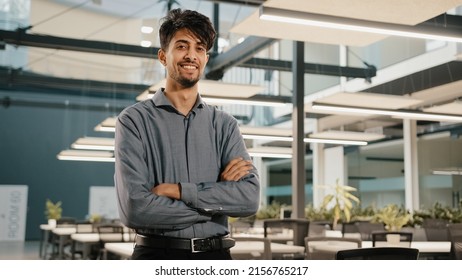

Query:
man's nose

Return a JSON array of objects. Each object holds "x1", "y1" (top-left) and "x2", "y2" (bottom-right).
[{"x1": 185, "y1": 49, "x2": 197, "y2": 61}]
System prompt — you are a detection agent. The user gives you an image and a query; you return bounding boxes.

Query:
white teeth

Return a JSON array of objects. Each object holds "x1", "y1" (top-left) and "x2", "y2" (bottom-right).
[{"x1": 182, "y1": 65, "x2": 196, "y2": 69}]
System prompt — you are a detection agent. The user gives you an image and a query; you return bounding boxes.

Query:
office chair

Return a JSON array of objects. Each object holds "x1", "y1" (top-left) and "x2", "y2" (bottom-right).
[
  {"x1": 336, "y1": 247, "x2": 419, "y2": 260},
  {"x1": 372, "y1": 231, "x2": 413, "y2": 247}
]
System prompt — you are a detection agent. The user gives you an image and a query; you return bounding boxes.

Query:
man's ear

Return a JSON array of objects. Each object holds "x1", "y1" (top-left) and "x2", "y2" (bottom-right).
[{"x1": 158, "y1": 49, "x2": 167, "y2": 66}]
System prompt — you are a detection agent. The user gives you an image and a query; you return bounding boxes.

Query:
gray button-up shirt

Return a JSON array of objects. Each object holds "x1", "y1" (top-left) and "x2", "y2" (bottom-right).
[{"x1": 114, "y1": 89, "x2": 260, "y2": 238}]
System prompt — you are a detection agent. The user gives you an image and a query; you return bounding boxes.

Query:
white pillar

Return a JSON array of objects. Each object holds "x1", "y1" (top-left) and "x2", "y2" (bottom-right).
[
  {"x1": 403, "y1": 119, "x2": 420, "y2": 211},
  {"x1": 312, "y1": 120, "x2": 324, "y2": 208}
]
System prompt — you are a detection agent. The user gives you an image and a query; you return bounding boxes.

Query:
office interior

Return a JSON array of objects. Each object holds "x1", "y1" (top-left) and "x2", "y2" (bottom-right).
[{"x1": 1, "y1": 0, "x2": 462, "y2": 244}]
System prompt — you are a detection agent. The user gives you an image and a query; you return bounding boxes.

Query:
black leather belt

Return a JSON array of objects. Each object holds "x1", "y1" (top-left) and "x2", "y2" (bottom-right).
[{"x1": 135, "y1": 235, "x2": 235, "y2": 253}]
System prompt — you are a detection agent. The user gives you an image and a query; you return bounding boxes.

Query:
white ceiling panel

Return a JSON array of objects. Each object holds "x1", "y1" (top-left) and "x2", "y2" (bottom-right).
[
  {"x1": 310, "y1": 92, "x2": 422, "y2": 110},
  {"x1": 423, "y1": 101, "x2": 462, "y2": 115},
  {"x1": 231, "y1": 0, "x2": 462, "y2": 46}
]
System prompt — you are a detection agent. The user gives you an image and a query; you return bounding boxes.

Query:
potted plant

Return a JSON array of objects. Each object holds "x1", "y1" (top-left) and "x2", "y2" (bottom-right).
[
  {"x1": 319, "y1": 178, "x2": 360, "y2": 229},
  {"x1": 44, "y1": 199, "x2": 62, "y2": 227},
  {"x1": 374, "y1": 204, "x2": 411, "y2": 244}
]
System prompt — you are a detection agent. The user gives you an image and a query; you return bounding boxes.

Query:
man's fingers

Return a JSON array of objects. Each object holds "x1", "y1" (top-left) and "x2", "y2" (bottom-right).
[
  {"x1": 222, "y1": 157, "x2": 243, "y2": 174},
  {"x1": 221, "y1": 159, "x2": 253, "y2": 181}
]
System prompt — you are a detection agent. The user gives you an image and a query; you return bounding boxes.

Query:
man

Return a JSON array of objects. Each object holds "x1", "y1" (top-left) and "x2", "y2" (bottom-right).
[{"x1": 114, "y1": 8, "x2": 260, "y2": 260}]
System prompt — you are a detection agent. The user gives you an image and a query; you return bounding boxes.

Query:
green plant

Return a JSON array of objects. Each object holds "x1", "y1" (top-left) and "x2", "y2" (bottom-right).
[
  {"x1": 255, "y1": 201, "x2": 285, "y2": 219},
  {"x1": 305, "y1": 204, "x2": 331, "y2": 221},
  {"x1": 319, "y1": 179, "x2": 360, "y2": 228},
  {"x1": 44, "y1": 199, "x2": 62, "y2": 220},
  {"x1": 374, "y1": 204, "x2": 411, "y2": 231}
]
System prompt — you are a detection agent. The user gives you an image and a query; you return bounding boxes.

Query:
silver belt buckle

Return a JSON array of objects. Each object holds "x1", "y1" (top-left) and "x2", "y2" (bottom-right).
[{"x1": 191, "y1": 238, "x2": 204, "y2": 253}]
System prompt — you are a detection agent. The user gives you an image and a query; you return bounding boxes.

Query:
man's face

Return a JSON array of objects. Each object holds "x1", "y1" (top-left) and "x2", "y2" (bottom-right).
[{"x1": 159, "y1": 28, "x2": 209, "y2": 88}]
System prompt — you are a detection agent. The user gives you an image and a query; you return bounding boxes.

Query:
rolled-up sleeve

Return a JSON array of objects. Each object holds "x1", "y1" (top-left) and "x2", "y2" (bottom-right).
[{"x1": 180, "y1": 115, "x2": 260, "y2": 217}]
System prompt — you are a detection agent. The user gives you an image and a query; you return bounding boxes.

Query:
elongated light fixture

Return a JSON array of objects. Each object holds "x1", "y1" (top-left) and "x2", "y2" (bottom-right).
[
  {"x1": 94, "y1": 117, "x2": 117, "y2": 132},
  {"x1": 71, "y1": 137, "x2": 115, "y2": 151},
  {"x1": 432, "y1": 167, "x2": 462, "y2": 175},
  {"x1": 243, "y1": 134, "x2": 367, "y2": 145},
  {"x1": 259, "y1": 6, "x2": 462, "y2": 43},
  {"x1": 248, "y1": 147, "x2": 293, "y2": 158},
  {"x1": 138, "y1": 90, "x2": 290, "y2": 107},
  {"x1": 57, "y1": 150, "x2": 115, "y2": 162},
  {"x1": 312, "y1": 102, "x2": 462, "y2": 122}
]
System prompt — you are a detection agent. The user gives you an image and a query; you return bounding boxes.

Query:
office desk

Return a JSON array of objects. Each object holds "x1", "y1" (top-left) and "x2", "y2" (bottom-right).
[
  {"x1": 362, "y1": 241, "x2": 451, "y2": 259},
  {"x1": 104, "y1": 242, "x2": 133, "y2": 259},
  {"x1": 104, "y1": 240, "x2": 305, "y2": 260},
  {"x1": 232, "y1": 241, "x2": 305, "y2": 259}
]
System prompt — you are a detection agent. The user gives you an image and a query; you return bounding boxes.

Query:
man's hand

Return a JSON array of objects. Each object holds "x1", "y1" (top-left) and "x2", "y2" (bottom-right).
[
  {"x1": 151, "y1": 183, "x2": 181, "y2": 200},
  {"x1": 220, "y1": 157, "x2": 253, "y2": 182}
]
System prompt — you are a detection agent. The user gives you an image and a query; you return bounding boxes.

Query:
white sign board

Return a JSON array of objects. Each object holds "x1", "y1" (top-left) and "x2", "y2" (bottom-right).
[
  {"x1": 0, "y1": 185, "x2": 28, "y2": 241},
  {"x1": 88, "y1": 186, "x2": 118, "y2": 220}
]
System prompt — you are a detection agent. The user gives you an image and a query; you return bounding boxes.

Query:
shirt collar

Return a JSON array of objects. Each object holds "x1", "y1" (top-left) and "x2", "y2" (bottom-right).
[{"x1": 151, "y1": 88, "x2": 205, "y2": 111}]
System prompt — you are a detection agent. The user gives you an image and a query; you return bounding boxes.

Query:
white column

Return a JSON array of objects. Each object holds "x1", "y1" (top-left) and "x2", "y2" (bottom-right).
[
  {"x1": 403, "y1": 119, "x2": 420, "y2": 211},
  {"x1": 311, "y1": 120, "x2": 324, "y2": 208}
]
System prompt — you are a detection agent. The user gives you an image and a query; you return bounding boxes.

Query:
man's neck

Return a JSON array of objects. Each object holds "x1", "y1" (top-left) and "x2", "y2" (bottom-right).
[{"x1": 164, "y1": 84, "x2": 198, "y2": 116}]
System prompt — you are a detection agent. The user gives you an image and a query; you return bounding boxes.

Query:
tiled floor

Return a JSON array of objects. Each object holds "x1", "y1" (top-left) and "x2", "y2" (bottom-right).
[{"x1": 0, "y1": 241, "x2": 41, "y2": 260}]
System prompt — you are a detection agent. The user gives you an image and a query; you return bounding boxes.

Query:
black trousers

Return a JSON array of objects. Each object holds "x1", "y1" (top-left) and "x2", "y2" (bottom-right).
[{"x1": 131, "y1": 244, "x2": 232, "y2": 260}]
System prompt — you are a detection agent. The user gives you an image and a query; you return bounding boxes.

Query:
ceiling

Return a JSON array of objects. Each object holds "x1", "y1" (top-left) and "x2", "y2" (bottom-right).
[{"x1": 2, "y1": 0, "x2": 462, "y2": 161}]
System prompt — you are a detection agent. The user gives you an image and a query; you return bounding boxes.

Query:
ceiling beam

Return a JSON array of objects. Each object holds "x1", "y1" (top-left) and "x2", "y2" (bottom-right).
[
  {"x1": 1, "y1": 29, "x2": 375, "y2": 80},
  {"x1": 0, "y1": 67, "x2": 146, "y2": 99},
  {"x1": 206, "y1": 36, "x2": 276, "y2": 79},
  {"x1": 0, "y1": 29, "x2": 159, "y2": 59},
  {"x1": 241, "y1": 57, "x2": 376, "y2": 79}
]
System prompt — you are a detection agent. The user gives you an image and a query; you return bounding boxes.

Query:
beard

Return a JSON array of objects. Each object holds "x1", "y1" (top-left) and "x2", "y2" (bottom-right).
[
  {"x1": 178, "y1": 76, "x2": 199, "y2": 88},
  {"x1": 169, "y1": 71, "x2": 200, "y2": 88}
]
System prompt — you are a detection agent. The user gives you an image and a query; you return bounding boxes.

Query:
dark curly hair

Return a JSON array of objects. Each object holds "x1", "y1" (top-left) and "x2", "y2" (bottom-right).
[{"x1": 159, "y1": 8, "x2": 216, "y2": 52}]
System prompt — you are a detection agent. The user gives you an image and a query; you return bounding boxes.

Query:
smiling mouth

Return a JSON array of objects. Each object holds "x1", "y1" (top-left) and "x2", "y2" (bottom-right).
[{"x1": 181, "y1": 64, "x2": 198, "y2": 70}]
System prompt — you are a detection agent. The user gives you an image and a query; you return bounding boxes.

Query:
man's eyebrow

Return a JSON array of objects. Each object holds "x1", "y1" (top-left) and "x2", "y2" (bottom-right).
[{"x1": 174, "y1": 39, "x2": 206, "y2": 46}]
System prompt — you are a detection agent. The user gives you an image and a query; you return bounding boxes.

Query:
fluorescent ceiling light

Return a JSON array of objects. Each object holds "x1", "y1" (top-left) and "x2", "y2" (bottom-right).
[
  {"x1": 432, "y1": 167, "x2": 462, "y2": 175},
  {"x1": 141, "y1": 26, "x2": 154, "y2": 34},
  {"x1": 137, "y1": 79, "x2": 264, "y2": 101},
  {"x1": 202, "y1": 96, "x2": 290, "y2": 107},
  {"x1": 71, "y1": 137, "x2": 115, "y2": 151},
  {"x1": 259, "y1": 6, "x2": 462, "y2": 43},
  {"x1": 138, "y1": 90, "x2": 290, "y2": 107},
  {"x1": 248, "y1": 147, "x2": 293, "y2": 158},
  {"x1": 312, "y1": 102, "x2": 462, "y2": 123},
  {"x1": 94, "y1": 117, "x2": 117, "y2": 132},
  {"x1": 57, "y1": 150, "x2": 115, "y2": 162},
  {"x1": 304, "y1": 137, "x2": 367, "y2": 146},
  {"x1": 240, "y1": 126, "x2": 368, "y2": 145},
  {"x1": 309, "y1": 130, "x2": 386, "y2": 142}
]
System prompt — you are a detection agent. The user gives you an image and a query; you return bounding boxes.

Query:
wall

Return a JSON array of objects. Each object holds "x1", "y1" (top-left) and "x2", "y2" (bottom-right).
[{"x1": 0, "y1": 90, "x2": 129, "y2": 240}]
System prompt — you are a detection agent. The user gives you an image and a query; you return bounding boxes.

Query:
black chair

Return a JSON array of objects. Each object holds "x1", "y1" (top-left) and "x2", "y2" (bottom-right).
[
  {"x1": 305, "y1": 236, "x2": 362, "y2": 260},
  {"x1": 307, "y1": 221, "x2": 331, "y2": 237},
  {"x1": 356, "y1": 221, "x2": 385, "y2": 241},
  {"x1": 447, "y1": 223, "x2": 462, "y2": 260},
  {"x1": 336, "y1": 247, "x2": 419, "y2": 260},
  {"x1": 263, "y1": 218, "x2": 310, "y2": 246},
  {"x1": 423, "y1": 218, "x2": 449, "y2": 241},
  {"x1": 372, "y1": 231, "x2": 413, "y2": 247},
  {"x1": 341, "y1": 221, "x2": 362, "y2": 239}
]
